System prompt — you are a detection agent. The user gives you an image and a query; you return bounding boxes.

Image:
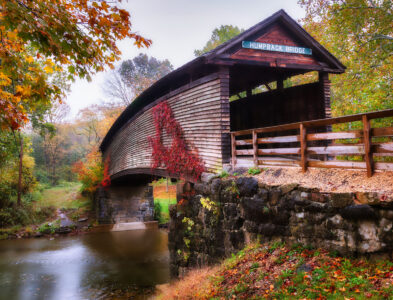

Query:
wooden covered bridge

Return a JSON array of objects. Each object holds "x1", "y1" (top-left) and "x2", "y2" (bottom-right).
[{"x1": 100, "y1": 9, "x2": 393, "y2": 186}]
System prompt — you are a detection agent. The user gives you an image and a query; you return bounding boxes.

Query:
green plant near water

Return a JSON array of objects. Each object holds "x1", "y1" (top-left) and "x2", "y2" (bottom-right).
[
  {"x1": 154, "y1": 202, "x2": 167, "y2": 224},
  {"x1": 0, "y1": 205, "x2": 55, "y2": 228},
  {"x1": 38, "y1": 222, "x2": 59, "y2": 234}
]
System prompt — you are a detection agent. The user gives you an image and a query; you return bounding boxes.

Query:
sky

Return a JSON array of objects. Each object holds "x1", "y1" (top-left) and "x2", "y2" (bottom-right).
[{"x1": 66, "y1": 0, "x2": 306, "y2": 118}]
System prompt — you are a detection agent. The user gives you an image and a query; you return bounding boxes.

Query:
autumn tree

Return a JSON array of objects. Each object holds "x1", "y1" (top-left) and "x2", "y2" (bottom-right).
[
  {"x1": 71, "y1": 103, "x2": 123, "y2": 194},
  {"x1": 75, "y1": 102, "x2": 123, "y2": 148},
  {"x1": 104, "y1": 54, "x2": 173, "y2": 105},
  {"x1": 0, "y1": 0, "x2": 151, "y2": 131},
  {"x1": 299, "y1": 0, "x2": 393, "y2": 120},
  {"x1": 1, "y1": 1, "x2": 150, "y2": 204},
  {"x1": 37, "y1": 103, "x2": 70, "y2": 184},
  {"x1": 194, "y1": 25, "x2": 244, "y2": 56}
]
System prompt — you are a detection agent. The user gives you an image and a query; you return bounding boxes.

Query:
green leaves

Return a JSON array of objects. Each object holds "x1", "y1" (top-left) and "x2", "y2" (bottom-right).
[
  {"x1": 299, "y1": 0, "x2": 393, "y2": 121},
  {"x1": 1, "y1": 0, "x2": 151, "y2": 130},
  {"x1": 194, "y1": 25, "x2": 244, "y2": 56}
]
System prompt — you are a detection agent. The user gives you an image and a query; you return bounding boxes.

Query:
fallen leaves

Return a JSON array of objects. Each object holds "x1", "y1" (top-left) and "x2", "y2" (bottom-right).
[{"x1": 158, "y1": 241, "x2": 393, "y2": 299}]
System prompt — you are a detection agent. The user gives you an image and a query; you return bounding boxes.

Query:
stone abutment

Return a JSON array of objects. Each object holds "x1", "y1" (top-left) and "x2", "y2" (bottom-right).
[
  {"x1": 169, "y1": 176, "x2": 393, "y2": 277},
  {"x1": 94, "y1": 181, "x2": 154, "y2": 224}
]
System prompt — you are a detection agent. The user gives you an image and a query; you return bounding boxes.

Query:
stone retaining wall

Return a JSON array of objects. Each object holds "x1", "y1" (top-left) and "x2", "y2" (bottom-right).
[
  {"x1": 95, "y1": 184, "x2": 154, "y2": 224},
  {"x1": 169, "y1": 177, "x2": 393, "y2": 277}
]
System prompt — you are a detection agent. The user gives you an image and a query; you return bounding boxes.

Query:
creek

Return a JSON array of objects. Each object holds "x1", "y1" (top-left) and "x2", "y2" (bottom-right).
[{"x1": 0, "y1": 229, "x2": 169, "y2": 300}]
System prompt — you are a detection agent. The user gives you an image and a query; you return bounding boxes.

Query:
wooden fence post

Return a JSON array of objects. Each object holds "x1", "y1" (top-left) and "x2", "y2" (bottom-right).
[
  {"x1": 362, "y1": 115, "x2": 373, "y2": 177},
  {"x1": 252, "y1": 130, "x2": 258, "y2": 167},
  {"x1": 231, "y1": 133, "x2": 236, "y2": 169},
  {"x1": 300, "y1": 123, "x2": 307, "y2": 172}
]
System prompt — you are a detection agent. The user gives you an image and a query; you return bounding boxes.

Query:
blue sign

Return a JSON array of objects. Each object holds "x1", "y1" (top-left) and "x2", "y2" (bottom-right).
[{"x1": 242, "y1": 41, "x2": 312, "y2": 55}]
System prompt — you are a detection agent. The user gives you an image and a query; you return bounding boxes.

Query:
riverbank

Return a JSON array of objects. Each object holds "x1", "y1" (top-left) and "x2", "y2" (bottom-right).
[
  {"x1": 155, "y1": 241, "x2": 393, "y2": 299},
  {"x1": 0, "y1": 182, "x2": 94, "y2": 240}
]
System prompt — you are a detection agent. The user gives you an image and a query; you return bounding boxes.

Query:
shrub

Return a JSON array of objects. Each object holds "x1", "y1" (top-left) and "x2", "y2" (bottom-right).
[
  {"x1": 248, "y1": 167, "x2": 261, "y2": 175},
  {"x1": 38, "y1": 222, "x2": 59, "y2": 234},
  {"x1": 0, "y1": 205, "x2": 55, "y2": 228},
  {"x1": 218, "y1": 170, "x2": 229, "y2": 178},
  {"x1": 154, "y1": 202, "x2": 164, "y2": 223},
  {"x1": 23, "y1": 190, "x2": 43, "y2": 204},
  {"x1": 0, "y1": 206, "x2": 32, "y2": 227},
  {"x1": 72, "y1": 150, "x2": 105, "y2": 195}
]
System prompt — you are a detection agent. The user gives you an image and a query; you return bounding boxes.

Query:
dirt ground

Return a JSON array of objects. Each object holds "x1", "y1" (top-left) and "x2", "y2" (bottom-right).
[{"x1": 256, "y1": 167, "x2": 393, "y2": 194}]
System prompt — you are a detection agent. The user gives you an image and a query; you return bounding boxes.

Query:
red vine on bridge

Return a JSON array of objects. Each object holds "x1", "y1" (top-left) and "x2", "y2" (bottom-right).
[{"x1": 148, "y1": 101, "x2": 204, "y2": 181}]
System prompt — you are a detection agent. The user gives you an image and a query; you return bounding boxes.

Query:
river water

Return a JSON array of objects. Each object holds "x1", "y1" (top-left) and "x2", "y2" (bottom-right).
[{"x1": 0, "y1": 229, "x2": 170, "y2": 300}]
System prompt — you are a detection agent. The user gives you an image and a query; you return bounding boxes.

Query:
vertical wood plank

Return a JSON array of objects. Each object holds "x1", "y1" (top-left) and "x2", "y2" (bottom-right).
[
  {"x1": 319, "y1": 72, "x2": 331, "y2": 119},
  {"x1": 300, "y1": 123, "x2": 307, "y2": 172},
  {"x1": 252, "y1": 130, "x2": 258, "y2": 167},
  {"x1": 231, "y1": 133, "x2": 236, "y2": 169},
  {"x1": 277, "y1": 78, "x2": 284, "y2": 91},
  {"x1": 362, "y1": 115, "x2": 373, "y2": 177},
  {"x1": 219, "y1": 66, "x2": 231, "y2": 165}
]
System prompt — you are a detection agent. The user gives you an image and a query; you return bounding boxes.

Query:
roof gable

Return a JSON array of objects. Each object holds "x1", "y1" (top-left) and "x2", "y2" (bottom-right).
[{"x1": 205, "y1": 9, "x2": 345, "y2": 73}]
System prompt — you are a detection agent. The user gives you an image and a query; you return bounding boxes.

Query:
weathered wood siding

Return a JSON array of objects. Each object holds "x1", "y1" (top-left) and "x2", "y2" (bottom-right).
[{"x1": 105, "y1": 76, "x2": 228, "y2": 177}]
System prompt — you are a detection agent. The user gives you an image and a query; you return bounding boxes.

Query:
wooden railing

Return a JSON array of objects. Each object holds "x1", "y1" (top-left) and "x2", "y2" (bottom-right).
[{"x1": 231, "y1": 109, "x2": 393, "y2": 177}]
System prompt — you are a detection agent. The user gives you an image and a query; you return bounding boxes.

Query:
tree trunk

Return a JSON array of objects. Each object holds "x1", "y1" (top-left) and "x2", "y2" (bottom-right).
[{"x1": 17, "y1": 136, "x2": 23, "y2": 206}]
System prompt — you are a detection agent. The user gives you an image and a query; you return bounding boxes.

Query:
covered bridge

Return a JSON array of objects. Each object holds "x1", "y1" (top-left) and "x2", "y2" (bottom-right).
[{"x1": 100, "y1": 9, "x2": 393, "y2": 182}]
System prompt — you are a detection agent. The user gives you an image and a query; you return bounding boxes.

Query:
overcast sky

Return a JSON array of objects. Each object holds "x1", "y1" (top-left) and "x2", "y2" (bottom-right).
[{"x1": 66, "y1": 0, "x2": 305, "y2": 118}]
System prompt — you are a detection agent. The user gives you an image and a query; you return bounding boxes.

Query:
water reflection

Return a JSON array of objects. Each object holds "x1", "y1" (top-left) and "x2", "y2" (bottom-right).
[{"x1": 0, "y1": 229, "x2": 169, "y2": 300}]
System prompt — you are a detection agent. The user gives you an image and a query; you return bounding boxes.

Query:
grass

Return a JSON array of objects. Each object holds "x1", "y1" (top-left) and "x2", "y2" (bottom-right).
[
  {"x1": 154, "y1": 241, "x2": 393, "y2": 299},
  {"x1": 153, "y1": 182, "x2": 177, "y2": 223},
  {"x1": 0, "y1": 181, "x2": 91, "y2": 238},
  {"x1": 35, "y1": 182, "x2": 90, "y2": 211}
]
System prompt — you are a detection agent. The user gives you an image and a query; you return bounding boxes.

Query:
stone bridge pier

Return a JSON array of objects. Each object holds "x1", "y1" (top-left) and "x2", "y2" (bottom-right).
[{"x1": 94, "y1": 177, "x2": 154, "y2": 224}]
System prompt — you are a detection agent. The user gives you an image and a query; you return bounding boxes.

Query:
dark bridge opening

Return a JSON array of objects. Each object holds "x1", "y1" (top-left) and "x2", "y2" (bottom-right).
[
  {"x1": 229, "y1": 70, "x2": 328, "y2": 132},
  {"x1": 96, "y1": 174, "x2": 178, "y2": 225}
]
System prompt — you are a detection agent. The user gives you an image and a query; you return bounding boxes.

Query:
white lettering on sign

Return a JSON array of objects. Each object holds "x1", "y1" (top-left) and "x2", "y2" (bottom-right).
[{"x1": 242, "y1": 41, "x2": 312, "y2": 55}]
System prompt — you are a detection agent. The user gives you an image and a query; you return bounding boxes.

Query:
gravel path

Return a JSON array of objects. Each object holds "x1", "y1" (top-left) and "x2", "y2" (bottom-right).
[{"x1": 256, "y1": 167, "x2": 393, "y2": 194}]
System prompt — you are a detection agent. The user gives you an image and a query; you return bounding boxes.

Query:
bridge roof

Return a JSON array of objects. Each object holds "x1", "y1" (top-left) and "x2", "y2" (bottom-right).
[{"x1": 100, "y1": 9, "x2": 345, "y2": 153}]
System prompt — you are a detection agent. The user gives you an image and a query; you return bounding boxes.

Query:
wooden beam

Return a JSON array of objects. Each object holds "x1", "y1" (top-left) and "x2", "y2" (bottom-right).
[
  {"x1": 362, "y1": 115, "x2": 373, "y2": 177},
  {"x1": 372, "y1": 127, "x2": 393, "y2": 137},
  {"x1": 252, "y1": 130, "x2": 258, "y2": 167},
  {"x1": 231, "y1": 133, "x2": 237, "y2": 169},
  {"x1": 307, "y1": 130, "x2": 362, "y2": 141},
  {"x1": 277, "y1": 78, "x2": 284, "y2": 91},
  {"x1": 308, "y1": 160, "x2": 366, "y2": 170},
  {"x1": 307, "y1": 145, "x2": 364, "y2": 155},
  {"x1": 300, "y1": 123, "x2": 307, "y2": 172},
  {"x1": 319, "y1": 72, "x2": 331, "y2": 119},
  {"x1": 232, "y1": 108, "x2": 393, "y2": 136}
]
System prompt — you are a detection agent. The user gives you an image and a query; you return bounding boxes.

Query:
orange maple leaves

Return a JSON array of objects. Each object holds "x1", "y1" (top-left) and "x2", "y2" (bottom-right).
[{"x1": 0, "y1": 0, "x2": 151, "y2": 130}]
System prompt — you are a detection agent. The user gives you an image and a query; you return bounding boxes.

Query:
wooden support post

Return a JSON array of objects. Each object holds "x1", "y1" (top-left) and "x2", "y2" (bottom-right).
[
  {"x1": 231, "y1": 133, "x2": 236, "y2": 169},
  {"x1": 362, "y1": 115, "x2": 373, "y2": 177},
  {"x1": 252, "y1": 130, "x2": 258, "y2": 167},
  {"x1": 300, "y1": 123, "x2": 307, "y2": 172},
  {"x1": 264, "y1": 84, "x2": 272, "y2": 91},
  {"x1": 277, "y1": 79, "x2": 283, "y2": 91}
]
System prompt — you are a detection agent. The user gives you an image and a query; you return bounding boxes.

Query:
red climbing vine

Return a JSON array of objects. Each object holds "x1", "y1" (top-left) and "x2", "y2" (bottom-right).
[{"x1": 148, "y1": 100, "x2": 204, "y2": 181}]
